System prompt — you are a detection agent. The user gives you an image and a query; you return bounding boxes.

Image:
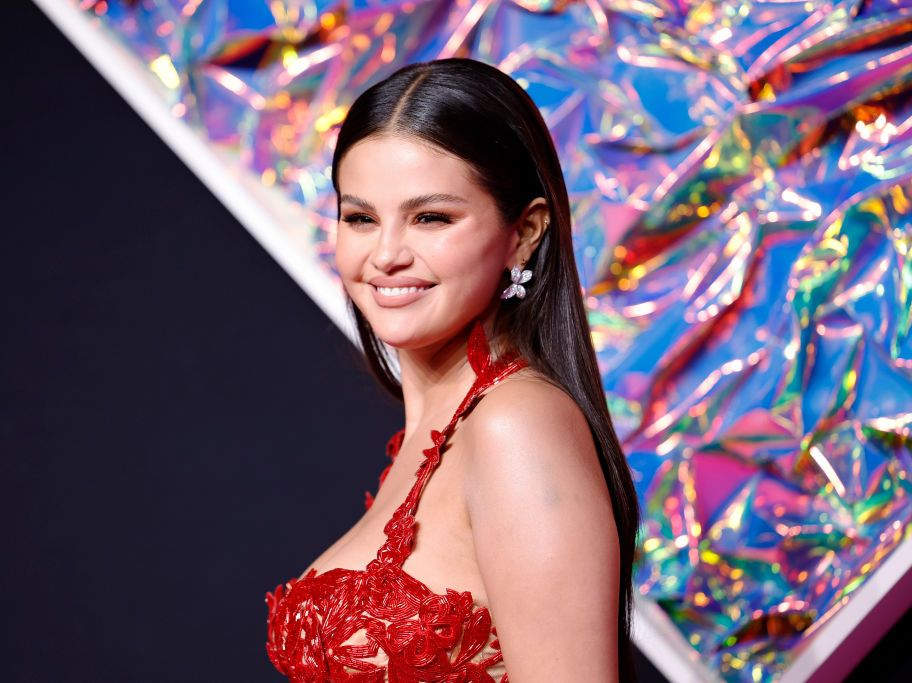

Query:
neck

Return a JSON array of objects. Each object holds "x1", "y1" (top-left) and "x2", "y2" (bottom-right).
[{"x1": 396, "y1": 309, "x2": 497, "y2": 439}]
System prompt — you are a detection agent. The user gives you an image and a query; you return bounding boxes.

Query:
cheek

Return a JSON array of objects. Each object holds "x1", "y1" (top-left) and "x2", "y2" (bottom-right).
[
  {"x1": 333, "y1": 232, "x2": 362, "y2": 281},
  {"x1": 425, "y1": 227, "x2": 506, "y2": 288},
  {"x1": 332, "y1": 238, "x2": 370, "y2": 303}
]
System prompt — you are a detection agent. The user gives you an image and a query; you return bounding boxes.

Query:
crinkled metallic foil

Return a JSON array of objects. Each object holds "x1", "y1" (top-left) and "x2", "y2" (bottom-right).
[{"x1": 79, "y1": 0, "x2": 912, "y2": 680}]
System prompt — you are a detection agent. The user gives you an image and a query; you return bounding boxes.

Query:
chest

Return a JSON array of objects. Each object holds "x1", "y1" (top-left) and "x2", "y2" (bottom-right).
[{"x1": 305, "y1": 428, "x2": 490, "y2": 603}]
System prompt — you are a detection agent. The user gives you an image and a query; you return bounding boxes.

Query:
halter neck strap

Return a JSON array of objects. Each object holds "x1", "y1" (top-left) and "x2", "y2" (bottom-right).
[{"x1": 373, "y1": 319, "x2": 528, "y2": 567}]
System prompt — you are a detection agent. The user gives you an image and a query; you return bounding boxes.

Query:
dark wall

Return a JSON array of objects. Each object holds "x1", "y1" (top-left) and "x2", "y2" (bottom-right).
[{"x1": 1, "y1": 2, "x2": 906, "y2": 681}]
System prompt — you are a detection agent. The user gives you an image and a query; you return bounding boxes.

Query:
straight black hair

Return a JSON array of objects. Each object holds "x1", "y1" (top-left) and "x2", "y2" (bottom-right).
[{"x1": 331, "y1": 57, "x2": 641, "y2": 682}]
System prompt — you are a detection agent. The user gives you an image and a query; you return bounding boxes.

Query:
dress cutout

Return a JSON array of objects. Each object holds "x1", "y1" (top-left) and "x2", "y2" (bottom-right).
[{"x1": 265, "y1": 319, "x2": 528, "y2": 682}]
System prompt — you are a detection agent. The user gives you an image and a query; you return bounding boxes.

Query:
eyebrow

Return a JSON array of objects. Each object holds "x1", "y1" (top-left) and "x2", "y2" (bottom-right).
[{"x1": 339, "y1": 193, "x2": 469, "y2": 212}]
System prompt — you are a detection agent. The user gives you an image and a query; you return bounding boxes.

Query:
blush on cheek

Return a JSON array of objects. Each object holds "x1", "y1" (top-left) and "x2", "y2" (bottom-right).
[{"x1": 332, "y1": 245, "x2": 363, "y2": 288}]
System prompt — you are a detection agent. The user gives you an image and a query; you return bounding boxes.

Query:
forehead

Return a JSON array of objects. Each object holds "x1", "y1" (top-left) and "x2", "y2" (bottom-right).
[{"x1": 337, "y1": 134, "x2": 480, "y2": 196}]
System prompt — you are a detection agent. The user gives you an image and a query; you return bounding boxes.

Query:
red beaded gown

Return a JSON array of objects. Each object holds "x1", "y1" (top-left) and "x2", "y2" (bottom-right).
[{"x1": 265, "y1": 319, "x2": 528, "y2": 682}]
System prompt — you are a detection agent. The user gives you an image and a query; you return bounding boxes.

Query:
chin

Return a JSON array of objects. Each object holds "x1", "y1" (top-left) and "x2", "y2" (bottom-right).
[
  {"x1": 365, "y1": 317, "x2": 443, "y2": 351},
  {"x1": 371, "y1": 327, "x2": 429, "y2": 351}
]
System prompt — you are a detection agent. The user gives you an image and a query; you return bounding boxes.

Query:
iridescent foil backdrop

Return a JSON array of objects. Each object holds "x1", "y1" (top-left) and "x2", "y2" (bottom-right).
[{"x1": 78, "y1": 0, "x2": 912, "y2": 680}]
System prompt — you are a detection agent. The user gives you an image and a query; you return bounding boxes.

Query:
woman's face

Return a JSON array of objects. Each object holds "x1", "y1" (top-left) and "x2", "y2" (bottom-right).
[{"x1": 334, "y1": 133, "x2": 517, "y2": 351}]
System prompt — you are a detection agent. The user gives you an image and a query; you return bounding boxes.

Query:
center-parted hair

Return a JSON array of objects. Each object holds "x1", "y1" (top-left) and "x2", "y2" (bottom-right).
[{"x1": 331, "y1": 57, "x2": 641, "y2": 682}]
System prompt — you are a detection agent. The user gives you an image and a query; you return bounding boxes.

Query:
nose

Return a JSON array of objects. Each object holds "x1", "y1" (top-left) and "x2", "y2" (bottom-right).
[{"x1": 370, "y1": 221, "x2": 413, "y2": 272}]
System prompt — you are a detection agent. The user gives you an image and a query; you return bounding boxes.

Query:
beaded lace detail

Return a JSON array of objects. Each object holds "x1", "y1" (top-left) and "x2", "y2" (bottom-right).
[{"x1": 265, "y1": 320, "x2": 528, "y2": 682}]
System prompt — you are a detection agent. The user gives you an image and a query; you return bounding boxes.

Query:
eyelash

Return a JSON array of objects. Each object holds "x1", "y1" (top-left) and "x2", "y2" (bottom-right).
[{"x1": 341, "y1": 213, "x2": 453, "y2": 227}]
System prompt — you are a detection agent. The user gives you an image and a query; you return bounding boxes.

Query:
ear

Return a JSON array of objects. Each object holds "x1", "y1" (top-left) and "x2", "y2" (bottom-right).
[{"x1": 506, "y1": 197, "x2": 550, "y2": 268}]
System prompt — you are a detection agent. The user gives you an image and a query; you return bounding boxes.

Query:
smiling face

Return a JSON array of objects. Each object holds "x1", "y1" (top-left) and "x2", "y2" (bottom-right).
[{"x1": 333, "y1": 134, "x2": 519, "y2": 352}]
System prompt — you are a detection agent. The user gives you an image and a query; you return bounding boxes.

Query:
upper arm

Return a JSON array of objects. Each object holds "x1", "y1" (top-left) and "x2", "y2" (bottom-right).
[{"x1": 462, "y1": 377, "x2": 621, "y2": 682}]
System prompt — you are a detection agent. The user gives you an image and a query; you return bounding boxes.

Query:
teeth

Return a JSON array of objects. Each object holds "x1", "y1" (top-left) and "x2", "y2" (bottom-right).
[{"x1": 376, "y1": 285, "x2": 430, "y2": 296}]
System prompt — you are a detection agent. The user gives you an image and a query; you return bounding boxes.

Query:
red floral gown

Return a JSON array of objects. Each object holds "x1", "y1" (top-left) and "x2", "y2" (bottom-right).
[{"x1": 265, "y1": 320, "x2": 528, "y2": 682}]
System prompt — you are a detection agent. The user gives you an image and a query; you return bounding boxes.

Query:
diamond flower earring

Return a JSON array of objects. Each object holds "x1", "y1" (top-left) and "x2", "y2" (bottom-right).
[{"x1": 501, "y1": 263, "x2": 533, "y2": 299}]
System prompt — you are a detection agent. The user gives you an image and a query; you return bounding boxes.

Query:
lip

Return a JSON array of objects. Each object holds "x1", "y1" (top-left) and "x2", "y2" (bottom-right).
[
  {"x1": 368, "y1": 276, "x2": 436, "y2": 287},
  {"x1": 369, "y1": 282, "x2": 436, "y2": 308}
]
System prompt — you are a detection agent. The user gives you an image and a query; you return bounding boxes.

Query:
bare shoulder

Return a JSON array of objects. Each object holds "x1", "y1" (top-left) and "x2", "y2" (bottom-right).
[
  {"x1": 457, "y1": 368, "x2": 621, "y2": 680},
  {"x1": 460, "y1": 368, "x2": 605, "y2": 488}
]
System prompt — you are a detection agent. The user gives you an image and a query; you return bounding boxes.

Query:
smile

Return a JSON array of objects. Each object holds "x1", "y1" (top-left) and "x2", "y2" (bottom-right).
[
  {"x1": 370, "y1": 283, "x2": 436, "y2": 307},
  {"x1": 374, "y1": 285, "x2": 431, "y2": 296}
]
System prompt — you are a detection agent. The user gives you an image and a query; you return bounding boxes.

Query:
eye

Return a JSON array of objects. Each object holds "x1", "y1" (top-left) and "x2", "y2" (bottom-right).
[
  {"x1": 416, "y1": 213, "x2": 452, "y2": 225},
  {"x1": 340, "y1": 213, "x2": 375, "y2": 227}
]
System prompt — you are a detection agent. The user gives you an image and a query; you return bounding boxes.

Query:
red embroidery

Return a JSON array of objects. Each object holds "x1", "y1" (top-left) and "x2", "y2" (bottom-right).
[
  {"x1": 365, "y1": 429, "x2": 405, "y2": 511},
  {"x1": 266, "y1": 320, "x2": 527, "y2": 682}
]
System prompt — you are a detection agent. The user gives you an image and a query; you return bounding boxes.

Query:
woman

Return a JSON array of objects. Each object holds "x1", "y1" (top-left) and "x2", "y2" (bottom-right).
[{"x1": 266, "y1": 57, "x2": 640, "y2": 682}]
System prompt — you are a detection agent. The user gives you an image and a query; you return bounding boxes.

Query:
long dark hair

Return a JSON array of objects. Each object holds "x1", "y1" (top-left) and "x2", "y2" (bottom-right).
[{"x1": 331, "y1": 57, "x2": 641, "y2": 681}]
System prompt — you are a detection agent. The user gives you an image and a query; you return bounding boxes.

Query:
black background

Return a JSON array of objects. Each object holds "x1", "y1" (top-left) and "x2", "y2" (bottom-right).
[{"x1": 2, "y1": 1, "x2": 908, "y2": 681}]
